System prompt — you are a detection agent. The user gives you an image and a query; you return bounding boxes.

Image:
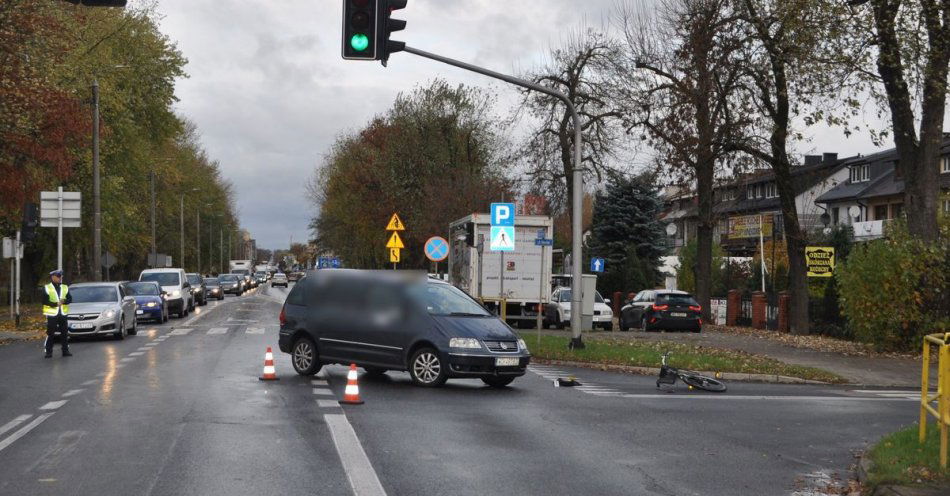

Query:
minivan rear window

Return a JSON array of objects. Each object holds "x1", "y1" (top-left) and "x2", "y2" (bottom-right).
[
  {"x1": 141, "y1": 273, "x2": 180, "y2": 286},
  {"x1": 655, "y1": 293, "x2": 698, "y2": 306}
]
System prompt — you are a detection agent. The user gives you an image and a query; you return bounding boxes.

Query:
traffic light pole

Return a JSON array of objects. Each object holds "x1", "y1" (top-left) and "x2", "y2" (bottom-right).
[{"x1": 402, "y1": 45, "x2": 585, "y2": 349}]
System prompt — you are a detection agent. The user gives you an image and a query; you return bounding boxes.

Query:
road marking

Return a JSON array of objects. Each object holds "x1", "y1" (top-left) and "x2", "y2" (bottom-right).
[
  {"x1": 324, "y1": 413, "x2": 386, "y2": 496},
  {"x1": 227, "y1": 318, "x2": 258, "y2": 323},
  {"x1": 128, "y1": 352, "x2": 145, "y2": 357},
  {"x1": 312, "y1": 379, "x2": 328, "y2": 385},
  {"x1": 246, "y1": 327, "x2": 265, "y2": 334},
  {"x1": 207, "y1": 327, "x2": 228, "y2": 335},
  {"x1": 61, "y1": 389, "x2": 84, "y2": 398},
  {"x1": 115, "y1": 364, "x2": 126, "y2": 369},
  {"x1": 614, "y1": 394, "x2": 918, "y2": 402},
  {"x1": 0, "y1": 415, "x2": 32, "y2": 438},
  {"x1": 317, "y1": 399, "x2": 340, "y2": 408},
  {"x1": 136, "y1": 347, "x2": 151, "y2": 351},
  {"x1": 120, "y1": 357, "x2": 135, "y2": 363},
  {"x1": 313, "y1": 388, "x2": 334, "y2": 396},
  {"x1": 169, "y1": 328, "x2": 193, "y2": 335},
  {"x1": 0, "y1": 413, "x2": 54, "y2": 454},
  {"x1": 81, "y1": 379, "x2": 98, "y2": 386},
  {"x1": 39, "y1": 400, "x2": 68, "y2": 411},
  {"x1": 145, "y1": 342, "x2": 159, "y2": 346}
]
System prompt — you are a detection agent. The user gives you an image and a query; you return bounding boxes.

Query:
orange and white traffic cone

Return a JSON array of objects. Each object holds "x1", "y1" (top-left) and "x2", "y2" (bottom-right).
[
  {"x1": 259, "y1": 346, "x2": 279, "y2": 381},
  {"x1": 339, "y1": 363, "x2": 363, "y2": 405}
]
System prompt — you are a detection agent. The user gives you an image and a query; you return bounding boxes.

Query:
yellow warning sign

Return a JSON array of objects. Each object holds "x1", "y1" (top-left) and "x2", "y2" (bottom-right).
[
  {"x1": 806, "y1": 246, "x2": 835, "y2": 277},
  {"x1": 389, "y1": 248, "x2": 400, "y2": 263},
  {"x1": 385, "y1": 213, "x2": 405, "y2": 231},
  {"x1": 386, "y1": 231, "x2": 404, "y2": 249}
]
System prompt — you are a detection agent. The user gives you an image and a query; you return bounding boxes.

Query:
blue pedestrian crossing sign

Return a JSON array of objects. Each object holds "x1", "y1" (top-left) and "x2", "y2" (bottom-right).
[
  {"x1": 490, "y1": 226, "x2": 515, "y2": 251},
  {"x1": 331, "y1": 257, "x2": 341, "y2": 268},
  {"x1": 590, "y1": 258, "x2": 605, "y2": 273},
  {"x1": 424, "y1": 236, "x2": 449, "y2": 262}
]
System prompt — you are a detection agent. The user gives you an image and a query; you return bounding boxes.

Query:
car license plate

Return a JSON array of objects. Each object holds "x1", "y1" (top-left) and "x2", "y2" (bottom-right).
[
  {"x1": 136, "y1": 310, "x2": 144, "y2": 315},
  {"x1": 671, "y1": 312, "x2": 687, "y2": 317},
  {"x1": 70, "y1": 323, "x2": 94, "y2": 329},
  {"x1": 495, "y1": 357, "x2": 520, "y2": 367}
]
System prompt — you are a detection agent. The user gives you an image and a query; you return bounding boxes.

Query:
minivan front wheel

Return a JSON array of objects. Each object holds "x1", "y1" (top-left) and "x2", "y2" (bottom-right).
[
  {"x1": 291, "y1": 336, "x2": 321, "y2": 376},
  {"x1": 409, "y1": 348, "x2": 447, "y2": 387}
]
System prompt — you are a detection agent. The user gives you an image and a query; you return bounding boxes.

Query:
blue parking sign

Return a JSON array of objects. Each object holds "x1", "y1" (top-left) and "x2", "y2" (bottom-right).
[{"x1": 490, "y1": 203, "x2": 515, "y2": 226}]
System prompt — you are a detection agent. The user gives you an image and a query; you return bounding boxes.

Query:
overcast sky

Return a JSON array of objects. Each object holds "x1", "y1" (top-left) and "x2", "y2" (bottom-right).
[{"x1": 150, "y1": 0, "x2": 881, "y2": 250}]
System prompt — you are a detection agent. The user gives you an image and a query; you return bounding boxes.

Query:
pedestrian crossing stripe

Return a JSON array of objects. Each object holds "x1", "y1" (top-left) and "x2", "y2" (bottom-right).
[
  {"x1": 207, "y1": 327, "x2": 228, "y2": 334},
  {"x1": 246, "y1": 327, "x2": 265, "y2": 334},
  {"x1": 169, "y1": 328, "x2": 193, "y2": 335}
]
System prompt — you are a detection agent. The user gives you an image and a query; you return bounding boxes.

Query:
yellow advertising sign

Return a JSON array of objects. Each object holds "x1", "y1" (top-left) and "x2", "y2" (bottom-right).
[
  {"x1": 806, "y1": 246, "x2": 835, "y2": 277},
  {"x1": 389, "y1": 248, "x2": 400, "y2": 263},
  {"x1": 386, "y1": 231, "x2": 404, "y2": 249},
  {"x1": 385, "y1": 213, "x2": 405, "y2": 231},
  {"x1": 728, "y1": 214, "x2": 773, "y2": 239}
]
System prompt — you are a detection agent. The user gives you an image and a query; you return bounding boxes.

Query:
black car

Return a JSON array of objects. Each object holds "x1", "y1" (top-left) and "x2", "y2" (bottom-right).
[
  {"x1": 203, "y1": 277, "x2": 224, "y2": 301},
  {"x1": 620, "y1": 290, "x2": 702, "y2": 332},
  {"x1": 278, "y1": 270, "x2": 530, "y2": 388},
  {"x1": 218, "y1": 274, "x2": 243, "y2": 296},
  {"x1": 185, "y1": 273, "x2": 207, "y2": 306}
]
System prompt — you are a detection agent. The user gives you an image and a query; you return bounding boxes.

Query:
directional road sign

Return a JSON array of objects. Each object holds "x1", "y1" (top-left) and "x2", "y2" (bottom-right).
[
  {"x1": 489, "y1": 226, "x2": 515, "y2": 252},
  {"x1": 534, "y1": 238, "x2": 554, "y2": 246},
  {"x1": 590, "y1": 258, "x2": 605, "y2": 273},
  {"x1": 386, "y1": 231, "x2": 404, "y2": 249},
  {"x1": 385, "y1": 213, "x2": 405, "y2": 231},
  {"x1": 424, "y1": 236, "x2": 448, "y2": 262},
  {"x1": 40, "y1": 190, "x2": 81, "y2": 228}
]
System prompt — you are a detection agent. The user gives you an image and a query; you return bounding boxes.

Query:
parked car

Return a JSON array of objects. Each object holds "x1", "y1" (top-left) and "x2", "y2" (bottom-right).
[
  {"x1": 543, "y1": 287, "x2": 613, "y2": 330},
  {"x1": 203, "y1": 277, "x2": 224, "y2": 300},
  {"x1": 66, "y1": 282, "x2": 138, "y2": 339},
  {"x1": 278, "y1": 270, "x2": 530, "y2": 388},
  {"x1": 139, "y1": 268, "x2": 194, "y2": 318},
  {"x1": 271, "y1": 273, "x2": 288, "y2": 288},
  {"x1": 619, "y1": 290, "x2": 702, "y2": 332},
  {"x1": 218, "y1": 274, "x2": 243, "y2": 296},
  {"x1": 123, "y1": 281, "x2": 168, "y2": 323},
  {"x1": 185, "y1": 273, "x2": 208, "y2": 306}
]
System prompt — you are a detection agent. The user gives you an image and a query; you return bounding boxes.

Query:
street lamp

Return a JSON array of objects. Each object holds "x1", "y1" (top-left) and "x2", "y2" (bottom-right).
[{"x1": 91, "y1": 65, "x2": 129, "y2": 280}]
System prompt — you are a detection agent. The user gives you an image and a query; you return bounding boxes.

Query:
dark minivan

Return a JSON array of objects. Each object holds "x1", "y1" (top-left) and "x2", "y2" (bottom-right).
[{"x1": 278, "y1": 270, "x2": 530, "y2": 388}]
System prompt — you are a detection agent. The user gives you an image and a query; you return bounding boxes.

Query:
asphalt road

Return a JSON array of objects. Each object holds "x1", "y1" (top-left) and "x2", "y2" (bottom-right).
[{"x1": 0, "y1": 282, "x2": 917, "y2": 496}]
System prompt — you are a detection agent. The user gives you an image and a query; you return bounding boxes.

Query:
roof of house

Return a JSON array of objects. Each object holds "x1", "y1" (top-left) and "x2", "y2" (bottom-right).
[{"x1": 817, "y1": 143, "x2": 950, "y2": 204}]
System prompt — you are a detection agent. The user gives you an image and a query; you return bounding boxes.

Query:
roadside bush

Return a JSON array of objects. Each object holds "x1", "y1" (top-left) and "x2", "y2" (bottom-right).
[{"x1": 837, "y1": 220, "x2": 950, "y2": 351}]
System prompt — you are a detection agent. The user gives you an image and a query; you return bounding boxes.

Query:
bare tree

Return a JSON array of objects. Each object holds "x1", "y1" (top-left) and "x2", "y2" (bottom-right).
[
  {"x1": 614, "y1": 0, "x2": 748, "y2": 320},
  {"x1": 520, "y1": 29, "x2": 625, "y2": 214}
]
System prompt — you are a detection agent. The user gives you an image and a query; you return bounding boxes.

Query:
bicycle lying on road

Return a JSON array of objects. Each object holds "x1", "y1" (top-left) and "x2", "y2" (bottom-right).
[{"x1": 656, "y1": 352, "x2": 727, "y2": 392}]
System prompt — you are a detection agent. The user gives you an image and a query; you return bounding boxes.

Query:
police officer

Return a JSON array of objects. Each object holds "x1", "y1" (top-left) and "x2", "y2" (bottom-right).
[{"x1": 43, "y1": 269, "x2": 72, "y2": 358}]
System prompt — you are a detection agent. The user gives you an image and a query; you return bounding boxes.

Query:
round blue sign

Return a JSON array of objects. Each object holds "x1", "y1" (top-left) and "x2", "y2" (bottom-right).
[{"x1": 424, "y1": 236, "x2": 449, "y2": 262}]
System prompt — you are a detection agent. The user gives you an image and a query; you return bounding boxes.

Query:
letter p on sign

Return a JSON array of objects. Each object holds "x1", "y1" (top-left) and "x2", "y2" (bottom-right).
[{"x1": 491, "y1": 203, "x2": 515, "y2": 226}]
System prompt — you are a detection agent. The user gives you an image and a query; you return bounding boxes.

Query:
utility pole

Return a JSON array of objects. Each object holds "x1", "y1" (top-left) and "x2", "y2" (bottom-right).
[
  {"x1": 179, "y1": 194, "x2": 184, "y2": 271},
  {"x1": 196, "y1": 211, "x2": 201, "y2": 274},
  {"x1": 219, "y1": 228, "x2": 223, "y2": 274},
  {"x1": 14, "y1": 230, "x2": 20, "y2": 327},
  {"x1": 150, "y1": 172, "x2": 156, "y2": 267},
  {"x1": 92, "y1": 79, "x2": 102, "y2": 281}
]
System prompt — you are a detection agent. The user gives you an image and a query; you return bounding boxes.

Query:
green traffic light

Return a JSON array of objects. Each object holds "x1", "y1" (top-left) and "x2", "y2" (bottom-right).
[{"x1": 350, "y1": 34, "x2": 369, "y2": 52}]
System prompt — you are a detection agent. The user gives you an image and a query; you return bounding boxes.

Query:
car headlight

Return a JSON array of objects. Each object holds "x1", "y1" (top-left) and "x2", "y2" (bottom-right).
[
  {"x1": 562, "y1": 309, "x2": 571, "y2": 317},
  {"x1": 449, "y1": 337, "x2": 482, "y2": 349},
  {"x1": 171, "y1": 290, "x2": 181, "y2": 298},
  {"x1": 103, "y1": 309, "x2": 116, "y2": 319},
  {"x1": 604, "y1": 309, "x2": 612, "y2": 316},
  {"x1": 517, "y1": 339, "x2": 528, "y2": 352},
  {"x1": 145, "y1": 302, "x2": 157, "y2": 307}
]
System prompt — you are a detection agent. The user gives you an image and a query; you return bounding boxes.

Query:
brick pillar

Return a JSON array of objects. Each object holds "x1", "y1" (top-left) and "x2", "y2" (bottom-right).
[
  {"x1": 612, "y1": 291, "x2": 622, "y2": 318},
  {"x1": 751, "y1": 291, "x2": 767, "y2": 330},
  {"x1": 726, "y1": 289, "x2": 740, "y2": 326},
  {"x1": 777, "y1": 291, "x2": 790, "y2": 333}
]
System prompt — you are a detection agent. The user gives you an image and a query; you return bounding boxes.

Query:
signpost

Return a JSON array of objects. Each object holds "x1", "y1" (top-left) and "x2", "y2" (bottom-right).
[
  {"x1": 385, "y1": 213, "x2": 405, "y2": 269},
  {"x1": 40, "y1": 187, "x2": 81, "y2": 271},
  {"x1": 534, "y1": 229, "x2": 553, "y2": 348},
  {"x1": 102, "y1": 251, "x2": 116, "y2": 281},
  {"x1": 805, "y1": 246, "x2": 835, "y2": 277},
  {"x1": 490, "y1": 203, "x2": 515, "y2": 306}
]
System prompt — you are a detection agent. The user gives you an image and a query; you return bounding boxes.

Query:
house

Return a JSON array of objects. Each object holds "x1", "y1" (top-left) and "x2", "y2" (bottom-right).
[{"x1": 816, "y1": 139, "x2": 950, "y2": 240}]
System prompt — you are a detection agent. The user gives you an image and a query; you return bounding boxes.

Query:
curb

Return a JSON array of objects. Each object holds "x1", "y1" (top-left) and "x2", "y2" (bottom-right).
[
  {"x1": 856, "y1": 454, "x2": 948, "y2": 496},
  {"x1": 532, "y1": 358, "x2": 830, "y2": 385}
]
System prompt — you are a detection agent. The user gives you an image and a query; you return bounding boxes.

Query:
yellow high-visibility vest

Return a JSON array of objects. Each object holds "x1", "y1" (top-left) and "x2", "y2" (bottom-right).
[{"x1": 42, "y1": 283, "x2": 69, "y2": 317}]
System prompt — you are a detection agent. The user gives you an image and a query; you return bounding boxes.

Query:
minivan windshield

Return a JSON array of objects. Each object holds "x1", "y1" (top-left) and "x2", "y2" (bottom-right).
[
  {"x1": 410, "y1": 283, "x2": 491, "y2": 317},
  {"x1": 70, "y1": 286, "x2": 118, "y2": 303},
  {"x1": 141, "y1": 272, "x2": 180, "y2": 286},
  {"x1": 125, "y1": 282, "x2": 160, "y2": 296}
]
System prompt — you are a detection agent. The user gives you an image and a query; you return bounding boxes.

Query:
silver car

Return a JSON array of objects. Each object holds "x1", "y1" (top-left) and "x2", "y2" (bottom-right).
[{"x1": 66, "y1": 282, "x2": 138, "y2": 340}]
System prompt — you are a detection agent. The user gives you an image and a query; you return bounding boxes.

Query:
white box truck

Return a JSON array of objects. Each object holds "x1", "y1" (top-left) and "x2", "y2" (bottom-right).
[
  {"x1": 229, "y1": 259, "x2": 252, "y2": 274},
  {"x1": 448, "y1": 213, "x2": 553, "y2": 327}
]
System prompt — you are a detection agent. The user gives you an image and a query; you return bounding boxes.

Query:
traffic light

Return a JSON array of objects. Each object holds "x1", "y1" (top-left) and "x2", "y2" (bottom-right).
[
  {"x1": 378, "y1": 0, "x2": 407, "y2": 64},
  {"x1": 464, "y1": 222, "x2": 475, "y2": 247},
  {"x1": 22, "y1": 203, "x2": 38, "y2": 243},
  {"x1": 342, "y1": 0, "x2": 377, "y2": 60},
  {"x1": 63, "y1": 0, "x2": 128, "y2": 6}
]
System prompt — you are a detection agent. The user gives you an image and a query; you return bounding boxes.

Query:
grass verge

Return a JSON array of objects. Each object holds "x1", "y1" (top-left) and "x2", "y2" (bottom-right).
[
  {"x1": 866, "y1": 424, "x2": 950, "y2": 488},
  {"x1": 518, "y1": 332, "x2": 843, "y2": 382}
]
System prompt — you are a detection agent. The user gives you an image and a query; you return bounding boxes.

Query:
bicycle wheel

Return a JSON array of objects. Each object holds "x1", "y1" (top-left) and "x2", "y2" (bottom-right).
[{"x1": 681, "y1": 373, "x2": 727, "y2": 392}]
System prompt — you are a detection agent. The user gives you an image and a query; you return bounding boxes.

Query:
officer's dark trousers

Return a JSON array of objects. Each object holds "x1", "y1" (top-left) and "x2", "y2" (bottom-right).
[{"x1": 45, "y1": 315, "x2": 69, "y2": 355}]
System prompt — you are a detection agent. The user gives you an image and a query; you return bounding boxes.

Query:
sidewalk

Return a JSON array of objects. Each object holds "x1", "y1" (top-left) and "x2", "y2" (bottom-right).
[{"x1": 531, "y1": 326, "x2": 929, "y2": 387}]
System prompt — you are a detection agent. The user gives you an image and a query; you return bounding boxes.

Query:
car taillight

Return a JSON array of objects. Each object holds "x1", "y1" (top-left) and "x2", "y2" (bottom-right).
[
  {"x1": 689, "y1": 305, "x2": 702, "y2": 312},
  {"x1": 652, "y1": 304, "x2": 669, "y2": 311},
  {"x1": 279, "y1": 306, "x2": 286, "y2": 326}
]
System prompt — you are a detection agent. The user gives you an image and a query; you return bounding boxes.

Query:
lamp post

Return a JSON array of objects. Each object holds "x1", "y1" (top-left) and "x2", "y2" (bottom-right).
[{"x1": 91, "y1": 66, "x2": 129, "y2": 280}]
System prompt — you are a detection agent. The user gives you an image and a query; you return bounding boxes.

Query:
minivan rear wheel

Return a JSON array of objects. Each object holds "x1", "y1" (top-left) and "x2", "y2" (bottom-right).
[
  {"x1": 409, "y1": 348, "x2": 447, "y2": 387},
  {"x1": 291, "y1": 336, "x2": 321, "y2": 376}
]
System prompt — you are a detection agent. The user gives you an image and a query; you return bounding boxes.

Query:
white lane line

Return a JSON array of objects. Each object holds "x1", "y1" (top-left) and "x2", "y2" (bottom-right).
[
  {"x1": 312, "y1": 379, "x2": 328, "y2": 385},
  {"x1": 115, "y1": 364, "x2": 126, "y2": 369},
  {"x1": 313, "y1": 388, "x2": 334, "y2": 396},
  {"x1": 0, "y1": 415, "x2": 32, "y2": 438},
  {"x1": 0, "y1": 413, "x2": 54, "y2": 453},
  {"x1": 61, "y1": 389, "x2": 84, "y2": 398},
  {"x1": 318, "y1": 399, "x2": 341, "y2": 408},
  {"x1": 207, "y1": 327, "x2": 228, "y2": 335},
  {"x1": 145, "y1": 342, "x2": 159, "y2": 346},
  {"x1": 96, "y1": 372, "x2": 107, "y2": 377},
  {"x1": 245, "y1": 327, "x2": 265, "y2": 334},
  {"x1": 120, "y1": 357, "x2": 135, "y2": 363},
  {"x1": 81, "y1": 379, "x2": 98, "y2": 386},
  {"x1": 227, "y1": 318, "x2": 258, "y2": 323},
  {"x1": 324, "y1": 413, "x2": 386, "y2": 496},
  {"x1": 39, "y1": 400, "x2": 68, "y2": 411},
  {"x1": 136, "y1": 347, "x2": 151, "y2": 351},
  {"x1": 169, "y1": 328, "x2": 193, "y2": 335},
  {"x1": 129, "y1": 352, "x2": 145, "y2": 357},
  {"x1": 617, "y1": 394, "x2": 918, "y2": 402}
]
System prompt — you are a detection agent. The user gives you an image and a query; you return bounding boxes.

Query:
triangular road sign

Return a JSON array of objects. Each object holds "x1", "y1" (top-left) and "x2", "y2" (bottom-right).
[
  {"x1": 386, "y1": 231, "x2": 405, "y2": 249},
  {"x1": 385, "y1": 213, "x2": 405, "y2": 231}
]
